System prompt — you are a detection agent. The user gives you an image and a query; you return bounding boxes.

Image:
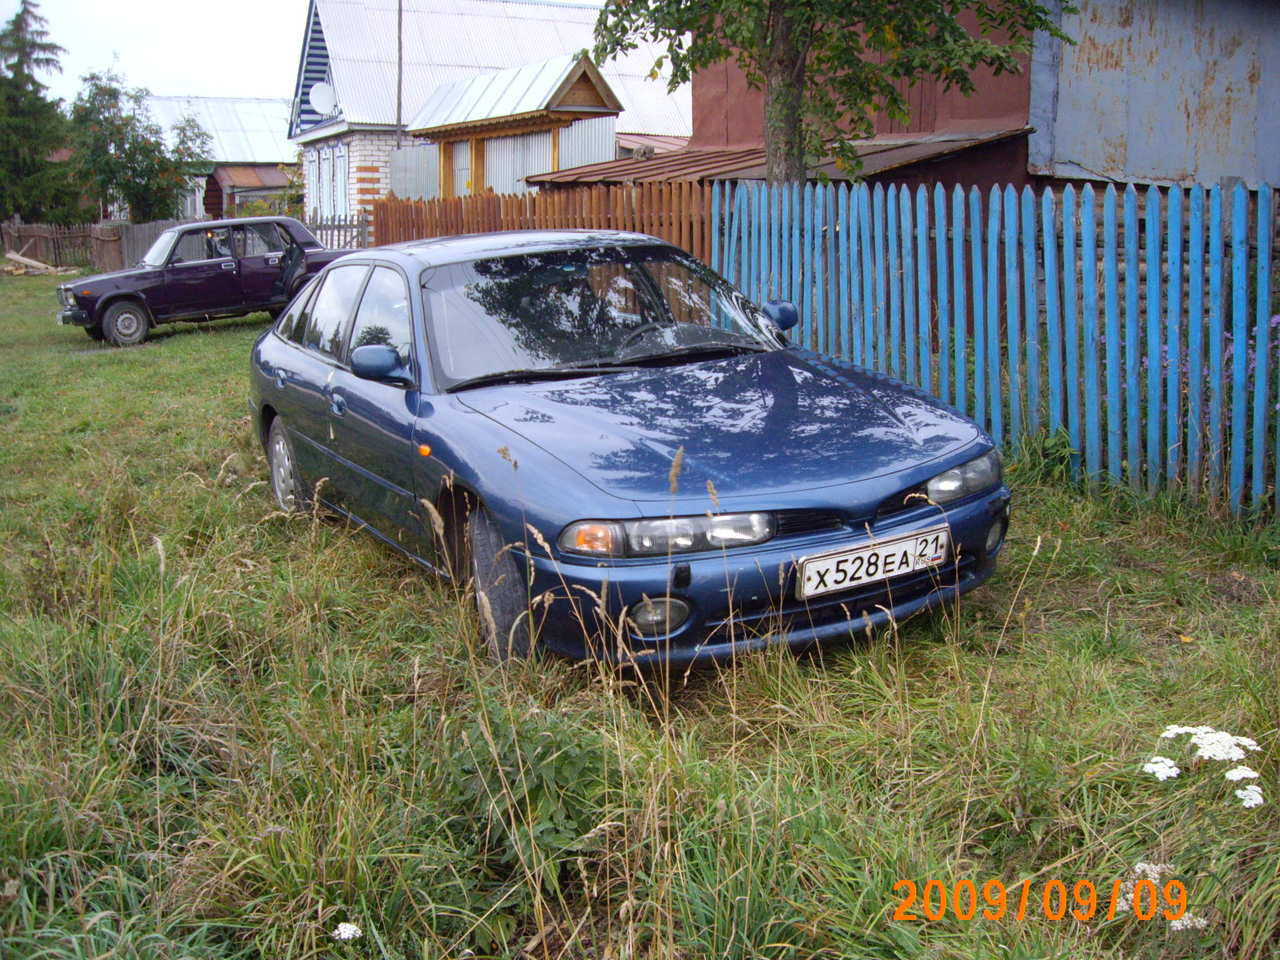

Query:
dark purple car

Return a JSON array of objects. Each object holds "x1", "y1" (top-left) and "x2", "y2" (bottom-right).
[{"x1": 56, "y1": 217, "x2": 350, "y2": 346}]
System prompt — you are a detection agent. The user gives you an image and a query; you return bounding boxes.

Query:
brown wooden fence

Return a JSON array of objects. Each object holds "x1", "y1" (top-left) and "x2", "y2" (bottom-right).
[
  {"x1": 372, "y1": 183, "x2": 718, "y2": 262},
  {"x1": 1, "y1": 220, "x2": 93, "y2": 267}
]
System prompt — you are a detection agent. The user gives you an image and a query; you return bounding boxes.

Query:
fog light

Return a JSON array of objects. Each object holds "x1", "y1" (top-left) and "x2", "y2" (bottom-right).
[
  {"x1": 627, "y1": 597, "x2": 690, "y2": 637},
  {"x1": 985, "y1": 516, "x2": 1007, "y2": 555}
]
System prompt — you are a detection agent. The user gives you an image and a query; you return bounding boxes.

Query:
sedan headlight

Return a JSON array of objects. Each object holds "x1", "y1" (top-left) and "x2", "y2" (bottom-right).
[
  {"x1": 57, "y1": 286, "x2": 72, "y2": 306},
  {"x1": 925, "y1": 449, "x2": 1002, "y2": 504},
  {"x1": 559, "y1": 512, "x2": 776, "y2": 557}
]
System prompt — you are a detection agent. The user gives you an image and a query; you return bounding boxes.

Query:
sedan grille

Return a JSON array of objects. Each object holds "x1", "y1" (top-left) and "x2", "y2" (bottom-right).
[{"x1": 773, "y1": 509, "x2": 845, "y2": 538}]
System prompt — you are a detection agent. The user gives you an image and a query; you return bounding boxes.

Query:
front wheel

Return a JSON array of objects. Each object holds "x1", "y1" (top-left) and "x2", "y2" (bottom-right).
[
  {"x1": 101, "y1": 300, "x2": 150, "y2": 347},
  {"x1": 468, "y1": 508, "x2": 534, "y2": 660},
  {"x1": 265, "y1": 417, "x2": 307, "y2": 512}
]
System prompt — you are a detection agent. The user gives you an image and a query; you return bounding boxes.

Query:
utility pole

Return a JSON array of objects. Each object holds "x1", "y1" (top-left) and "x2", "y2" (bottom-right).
[{"x1": 395, "y1": 0, "x2": 404, "y2": 148}]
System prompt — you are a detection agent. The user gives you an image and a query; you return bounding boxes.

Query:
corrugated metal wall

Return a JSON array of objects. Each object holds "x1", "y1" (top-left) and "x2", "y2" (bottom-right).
[
  {"x1": 389, "y1": 144, "x2": 440, "y2": 201},
  {"x1": 1030, "y1": 0, "x2": 1280, "y2": 185},
  {"x1": 485, "y1": 131, "x2": 552, "y2": 194},
  {"x1": 560, "y1": 116, "x2": 616, "y2": 170}
]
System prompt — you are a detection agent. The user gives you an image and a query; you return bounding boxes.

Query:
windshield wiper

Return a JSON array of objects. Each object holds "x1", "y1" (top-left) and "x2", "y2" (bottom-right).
[
  {"x1": 618, "y1": 342, "x2": 769, "y2": 365},
  {"x1": 445, "y1": 363, "x2": 638, "y2": 393}
]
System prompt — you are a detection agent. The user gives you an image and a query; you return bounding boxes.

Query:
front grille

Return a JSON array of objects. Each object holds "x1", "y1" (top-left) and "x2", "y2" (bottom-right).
[
  {"x1": 773, "y1": 509, "x2": 845, "y2": 538},
  {"x1": 876, "y1": 483, "x2": 930, "y2": 518}
]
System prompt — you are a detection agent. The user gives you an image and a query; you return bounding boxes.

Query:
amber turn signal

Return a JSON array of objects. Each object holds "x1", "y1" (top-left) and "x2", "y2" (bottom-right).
[{"x1": 417, "y1": 444, "x2": 432, "y2": 457}]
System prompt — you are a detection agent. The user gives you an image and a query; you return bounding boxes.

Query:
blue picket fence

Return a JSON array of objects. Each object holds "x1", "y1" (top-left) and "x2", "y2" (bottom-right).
[{"x1": 709, "y1": 180, "x2": 1279, "y2": 516}]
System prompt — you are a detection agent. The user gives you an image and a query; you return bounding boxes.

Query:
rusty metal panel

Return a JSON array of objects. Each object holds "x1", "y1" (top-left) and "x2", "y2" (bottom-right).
[{"x1": 1030, "y1": 0, "x2": 1279, "y2": 185}]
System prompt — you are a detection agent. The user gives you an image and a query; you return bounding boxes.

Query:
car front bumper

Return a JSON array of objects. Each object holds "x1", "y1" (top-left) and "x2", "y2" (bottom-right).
[
  {"x1": 521, "y1": 487, "x2": 1011, "y2": 667},
  {"x1": 57, "y1": 306, "x2": 91, "y2": 326}
]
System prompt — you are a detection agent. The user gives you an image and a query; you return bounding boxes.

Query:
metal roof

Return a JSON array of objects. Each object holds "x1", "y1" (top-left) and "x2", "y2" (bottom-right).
[
  {"x1": 527, "y1": 129, "x2": 1032, "y2": 185},
  {"x1": 147, "y1": 96, "x2": 296, "y2": 165},
  {"x1": 294, "y1": 0, "x2": 690, "y2": 138},
  {"x1": 407, "y1": 53, "x2": 619, "y2": 133}
]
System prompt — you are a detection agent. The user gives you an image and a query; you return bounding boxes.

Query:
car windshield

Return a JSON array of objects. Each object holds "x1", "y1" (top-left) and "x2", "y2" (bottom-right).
[
  {"x1": 422, "y1": 245, "x2": 775, "y2": 387},
  {"x1": 141, "y1": 229, "x2": 178, "y2": 266}
]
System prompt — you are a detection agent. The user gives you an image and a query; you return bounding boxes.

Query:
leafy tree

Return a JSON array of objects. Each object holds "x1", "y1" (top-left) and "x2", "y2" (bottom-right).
[
  {"x1": 0, "y1": 0, "x2": 86, "y2": 223},
  {"x1": 594, "y1": 0, "x2": 1072, "y2": 183},
  {"x1": 69, "y1": 70, "x2": 212, "y2": 222}
]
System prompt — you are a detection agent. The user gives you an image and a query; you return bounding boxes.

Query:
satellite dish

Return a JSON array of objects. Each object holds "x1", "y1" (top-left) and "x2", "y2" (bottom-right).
[{"x1": 308, "y1": 82, "x2": 337, "y2": 115}]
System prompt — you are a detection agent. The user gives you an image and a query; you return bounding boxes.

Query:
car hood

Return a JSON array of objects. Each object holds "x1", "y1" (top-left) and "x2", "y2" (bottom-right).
[
  {"x1": 71, "y1": 265, "x2": 154, "y2": 288},
  {"x1": 458, "y1": 350, "x2": 980, "y2": 503}
]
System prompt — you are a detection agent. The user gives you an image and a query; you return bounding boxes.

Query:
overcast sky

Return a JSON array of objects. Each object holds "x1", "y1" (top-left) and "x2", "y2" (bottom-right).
[{"x1": 27, "y1": 0, "x2": 310, "y2": 105}]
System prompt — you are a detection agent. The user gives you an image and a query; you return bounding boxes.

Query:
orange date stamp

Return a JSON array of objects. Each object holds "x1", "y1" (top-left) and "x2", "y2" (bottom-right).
[{"x1": 892, "y1": 877, "x2": 1188, "y2": 924}]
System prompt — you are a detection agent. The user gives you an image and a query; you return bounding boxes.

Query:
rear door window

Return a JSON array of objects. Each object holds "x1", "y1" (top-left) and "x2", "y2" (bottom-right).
[
  {"x1": 301, "y1": 264, "x2": 369, "y2": 359},
  {"x1": 276, "y1": 275, "x2": 321, "y2": 343}
]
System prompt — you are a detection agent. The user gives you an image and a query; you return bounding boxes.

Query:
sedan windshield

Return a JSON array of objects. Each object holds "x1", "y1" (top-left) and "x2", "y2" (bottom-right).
[
  {"x1": 421, "y1": 245, "x2": 775, "y2": 388},
  {"x1": 140, "y1": 229, "x2": 178, "y2": 266}
]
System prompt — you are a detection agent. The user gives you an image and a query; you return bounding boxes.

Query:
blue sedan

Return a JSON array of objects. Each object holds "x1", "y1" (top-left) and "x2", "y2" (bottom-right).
[{"x1": 249, "y1": 231, "x2": 1010, "y2": 666}]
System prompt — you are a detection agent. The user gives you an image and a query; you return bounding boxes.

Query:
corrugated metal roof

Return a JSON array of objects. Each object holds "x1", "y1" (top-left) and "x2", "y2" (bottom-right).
[
  {"x1": 299, "y1": 0, "x2": 689, "y2": 137},
  {"x1": 148, "y1": 96, "x2": 295, "y2": 164},
  {"x1": 617, "y1": 132, "x2": 688, "y2": 154},
  {"x1": 407, "y1": 53, "x2": 617, "y2": 132},
  {"x1": 527, "y1": 129, "x2": 1031, "y2": 185}
]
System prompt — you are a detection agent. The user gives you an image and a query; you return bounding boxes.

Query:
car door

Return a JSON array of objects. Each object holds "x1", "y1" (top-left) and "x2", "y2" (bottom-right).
[
  {"x1": 160, "y1": 226, "x2": 243, "y2": 317},
  {"x1": 285, "y1": 263, "x2": 370, "y2": 500},
  {"x1": 234, "y1": 222, "x2": 289, "y2": 309},
  {"x1": 327, "y1": 265, "x2": 432, "y2": 555}
]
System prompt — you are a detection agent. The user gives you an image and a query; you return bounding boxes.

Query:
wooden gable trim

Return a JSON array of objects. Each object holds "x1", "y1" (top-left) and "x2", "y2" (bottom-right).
[{"x1": 548, "y1": 55, "x2": 623, "y2": 114}]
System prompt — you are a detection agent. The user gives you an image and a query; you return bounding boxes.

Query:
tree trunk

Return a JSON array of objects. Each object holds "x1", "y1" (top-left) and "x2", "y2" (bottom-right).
[{"x1": 764, "y1": 7, "x2": 806, "y2": 185}]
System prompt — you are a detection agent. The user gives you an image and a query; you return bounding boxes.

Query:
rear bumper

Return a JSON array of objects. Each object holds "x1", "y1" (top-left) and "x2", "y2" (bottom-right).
[
  {"x1": 522, "y1": 487, "x2": 1011, "y2": 667},
  {"x1": 58, "y1": 306, "x2": 91, "y2": 326}
]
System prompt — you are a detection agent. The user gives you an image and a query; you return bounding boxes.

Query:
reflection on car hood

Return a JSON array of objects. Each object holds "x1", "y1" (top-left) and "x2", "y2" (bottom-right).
[
  {"x1": 73, "y1": 266, "x2": 154, "y2": 287},
  {"x1": 458, "y1": 349, "x2": 980, "y2": 502}
]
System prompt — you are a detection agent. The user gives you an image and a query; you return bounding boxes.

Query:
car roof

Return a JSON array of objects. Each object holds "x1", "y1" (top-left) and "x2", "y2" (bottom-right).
[
  {"x1": 167, "y1": 215, "x2": 304, "y2": 231},
  {"x1": 366, "y1": 229, "x2": 671, "y2": 269}
]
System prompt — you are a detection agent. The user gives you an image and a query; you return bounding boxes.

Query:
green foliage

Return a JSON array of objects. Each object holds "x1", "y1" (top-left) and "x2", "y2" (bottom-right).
[
  {"x1": 0, "y1": 0, "x2": 87, "y2": 223},
  {"x1": 68, "y1": 70, "x2": 212, "y2": 222},
  {"x1": 594, "y1": 0, "x2": 1073, "y2": 182}
]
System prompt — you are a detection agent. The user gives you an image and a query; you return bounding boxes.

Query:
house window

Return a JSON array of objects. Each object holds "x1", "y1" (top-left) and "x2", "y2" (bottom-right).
[
  {"x1": 318, "y1": 146, "x2": 332, "y2": 218},
  {"x1": 334, "y1": 142, "x2": 349, "y2": 216},
  {"x1": 304, "y1": 151, "x2": 319, "y2": 218},
  {"x1": 452, "y1": 141, "x2": 470, "y2": 196}
]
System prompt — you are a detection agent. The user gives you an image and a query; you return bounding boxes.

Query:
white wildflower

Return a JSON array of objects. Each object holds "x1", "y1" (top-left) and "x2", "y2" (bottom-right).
[
  {"x1": 1235, "y1": 784, "x2": 1264, "y2": 809},
  {"x1": 331, "y1": 922, "x2": 363, "y2": 941},
  {"x1": 1142, "y1": 756, "x2": 1181, "y2": 781},
  {"x1": 1161, "y1": 724, "x2": 1215, "y2": 739},
  {"x1": 1190, "y1": 729, "x2": 1259, "y2": 762},
  {"x1": 1224, "y1": 766, "x2": 1259, "y2": 782},
  {"x1": 1116, "y1": 862, "x2": 1175, "y2": 912},
  {"x1": 1169, "y1": 912, "x2": 1209, "y2": 931}
]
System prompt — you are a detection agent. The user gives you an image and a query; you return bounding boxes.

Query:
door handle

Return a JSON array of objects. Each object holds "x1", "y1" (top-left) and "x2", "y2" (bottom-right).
[
  {"x1": 267, "y1": 256, "x2": 280, "y2": 265},
  {"x1": 274, "y1": 370, "x2": 288, "y2": 389},
  {"x1": 330, "y1": 394, "x2": 347, "y2": 416},
  {"x1": 221, "y1": 261, "x2": 236, "y2": 271}
]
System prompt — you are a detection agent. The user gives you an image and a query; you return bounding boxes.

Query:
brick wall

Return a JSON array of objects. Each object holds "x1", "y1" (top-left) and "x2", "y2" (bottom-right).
[{"x1": 300, "y1": 129, "x2": 405, "y2": 217}]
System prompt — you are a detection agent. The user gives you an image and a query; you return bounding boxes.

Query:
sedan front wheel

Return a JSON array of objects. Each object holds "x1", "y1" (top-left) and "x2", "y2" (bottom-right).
[
  {"x1": 101, "y1": 300, "x2": 150, "y2": 347},
  {"x1": 468, "y1": 507, "x2": 534, "y2": 661}
]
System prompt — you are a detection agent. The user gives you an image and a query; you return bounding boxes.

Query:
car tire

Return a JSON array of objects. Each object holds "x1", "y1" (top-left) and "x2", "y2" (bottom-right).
[
  {"x1": 265, "y1": 416, "x2": 307, "y2": 512},
  {"x1": 85, "y1": 324, "x2": 105, "y2": 341},
  {"x1": 101, "y1": 300, "x2": 150, "y2": 347},
  {"x1": 468, "y1": 507, "x2": 534, "y2": 660}
]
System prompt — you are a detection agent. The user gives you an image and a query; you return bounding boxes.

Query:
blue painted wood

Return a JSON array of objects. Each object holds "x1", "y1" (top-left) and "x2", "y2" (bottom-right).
[
  {"x1": 1081, "y1": 185, "x2": 1101, "y2": 479},
  {"x1": 1253, "y1": 185, "x2": 1272, "y2": 510},
  {"x1": 812, "y1": 183, "x2": 826, "y2": 353},
  {"x1": 986, "y1": 187, "x2": 1002, "y2": 446},
  {"x1": 710, "y1": 182, "x2": 722, "y2": 274},
  {"x1": 801, "y1": 182, "x2": 814, "y2": 349},
  {"x1": 771, "y1": 184, "x2": 782, "y2": 302},
  {"x1": 1042, "y1": 189, "x2": 1062, "y2": 435},
  {"x1": 860, "y1": 185, "x2": 875, "y2": 370},
  {"x1": 1103, "y1": 185, "x2": 1122, "y2": 481},
  {"x1": 917, "y1": 186, "x2": 932, "y2": 392},
  {"x1": 1228, "y1": 183, "x2": 1248, "y2": 512},
  {"x1": 887, "y1": 185, "x2": 902, "y2": 377},
  {"x1": 1123, "y1": 184, "x2": 1141, "y2": 487},
  {"x1": 836, "y1": 185, "x2": 850, "y2": 360},
  {"x1": 1021, "y1": 186, "x2": 1039, "y2": 435},
  {"x1": 935, "y1": 183, "x2": 950, "y2": 403},
  {"x1": 1062, "y1": 185, "x2": 1081, "y2": 479},
  {"x1": 1208, "y1": 186, "x2": 1224, "y2": 501},
  {"x1": 1165, "y1": 187, "x2": 1183, "y2": 485},
  {"x1": 1002, "y1": 187, "x2": 1022, "y2": 441},
  {"x1": 952, "y1": 186, "x2": 968, "y2": 414},
  {"x1": 900, "y1": 187, "x2": 916, "y2": 382},
  {"x1": 1186, "y1": 186, "x2": 1204, "y2": 492},
  {"x1": 870, "y1": 185, "x2": 890, "y2": 373},
  {"x1": 825, "y1": 185, "x2": 838, "y2": 357},
  {"x1": 790, "y1": 183, "x2": 802, "y2": 332},
  {"x1": 1145, "y1": 187, "x2": 1163, "y2": 492},
  {"x1": 970, "y1": 187, "x2": 987, "y2": 428}
]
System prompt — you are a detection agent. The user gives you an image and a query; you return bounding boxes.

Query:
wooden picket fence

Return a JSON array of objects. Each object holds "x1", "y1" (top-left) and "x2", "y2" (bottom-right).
[{"x1": 373, "y1": 184, "x2": 718, "y2": 263}]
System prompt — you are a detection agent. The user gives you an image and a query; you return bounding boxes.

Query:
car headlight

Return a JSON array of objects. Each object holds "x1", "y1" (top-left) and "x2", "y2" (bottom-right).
[
  {"x1": 559, "y1": 512, "x2": 776, "y2": 557},
  {"x1": 925, "y1": 449, "x2": 1002, "y2": 504},
  {"x1": 57, "y1": 286, "x2": 71, "y2": 306}
]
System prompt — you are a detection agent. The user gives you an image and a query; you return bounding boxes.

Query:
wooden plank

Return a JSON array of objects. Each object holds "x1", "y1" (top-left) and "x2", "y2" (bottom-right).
[
  {"x1": 971, "y1": 187, "x2": 987, "y2": 430},
  {"x1": 934, "y1": 184, "x2": 949, "y2": 400},
  {"x1": 838, "y1": 184, "x2": 853, "y2": 361},
  {"x1": 1207, "y1": 185, "x2": 1224, "y2": 501},
  {"x1": 1124, "y1": 185, "x2": 1141, "y2": 487},
  {"x1": 953, "y1": 186, "x2": 969, "y2": 415},
  {"x1": 1041, "y1": 188, "x2": 1060, "y2": 433},
  {"x1": 1165, "y1": 187, "x2": 1183, "y2": 486},
  {"x1": 1081, "y1": 185, "x2": 1101, "y2": 479},
  {"x1": 1020, "y1": 186, "x2": 1037, "y2": 434},
  {"x1": 1251, "y1": 185, "x2": 1272, "y2": 510},
  {"x1": 917, "y1": 185, "x2": 932, "y2": 391},
  {"x1": 1103, "y1": 185, "x2": 1122, "y2": 481},
  {"x1": 4, "y1": 250, "x2": 53, "y2": 271},
  {"x1": 1003, "y1": 185, "x2": 1022, "y2": 442},
  {"x1": 887, "y1": 185, "x2": 901, "y2": 377},
  {"x1": 1186, "y1": 186, "x2": 1205, "y2": 492},
  {"x1": 1145, "y1": 187, "x2": 1163, "y2": 493},
  {"x1": 1228, "y1": 183, "x2": 1248, "y2": 512},
  {"x1": 986, "y1": 186, "x2": 1002, "y2": 444},
  {"x1": 899, "y1": 186, "x2": 915, "y2": 382}
]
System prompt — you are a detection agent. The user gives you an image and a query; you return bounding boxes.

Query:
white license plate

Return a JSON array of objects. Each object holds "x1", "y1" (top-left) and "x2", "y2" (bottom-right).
[{"x1": 796, "y1": 526, "x2": 950, "y2": 600}]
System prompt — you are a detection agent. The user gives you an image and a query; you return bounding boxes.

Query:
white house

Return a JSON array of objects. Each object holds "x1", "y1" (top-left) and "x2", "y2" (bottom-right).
[{"x1": 287, "y1": 0, "x2": 691, "y2": 218}]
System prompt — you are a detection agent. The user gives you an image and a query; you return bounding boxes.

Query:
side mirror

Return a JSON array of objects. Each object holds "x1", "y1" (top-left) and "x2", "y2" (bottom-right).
[
  {"x1": 762, "y1": 300, "x2": 799, "y2": 332},
  {"x1": 350, "y1": 344, "x2": 413, "y2": 386}
]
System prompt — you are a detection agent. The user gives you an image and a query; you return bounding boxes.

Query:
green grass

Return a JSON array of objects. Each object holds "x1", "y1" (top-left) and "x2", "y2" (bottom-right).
[{"x1": 1, "y1": 272, "x2": 1278, "y2": 959}]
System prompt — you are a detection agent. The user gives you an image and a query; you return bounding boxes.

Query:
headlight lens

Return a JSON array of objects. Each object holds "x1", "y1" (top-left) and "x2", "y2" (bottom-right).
[
  {"x1": 57, "y1": 286, "x2": 71, "y2": 306},
  {"x1": 925, "y1": 449, "x2": 1002, "y2": 504},
  {"x1": 559, "y1": 512, "x2": 776, "y2": 557}
]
